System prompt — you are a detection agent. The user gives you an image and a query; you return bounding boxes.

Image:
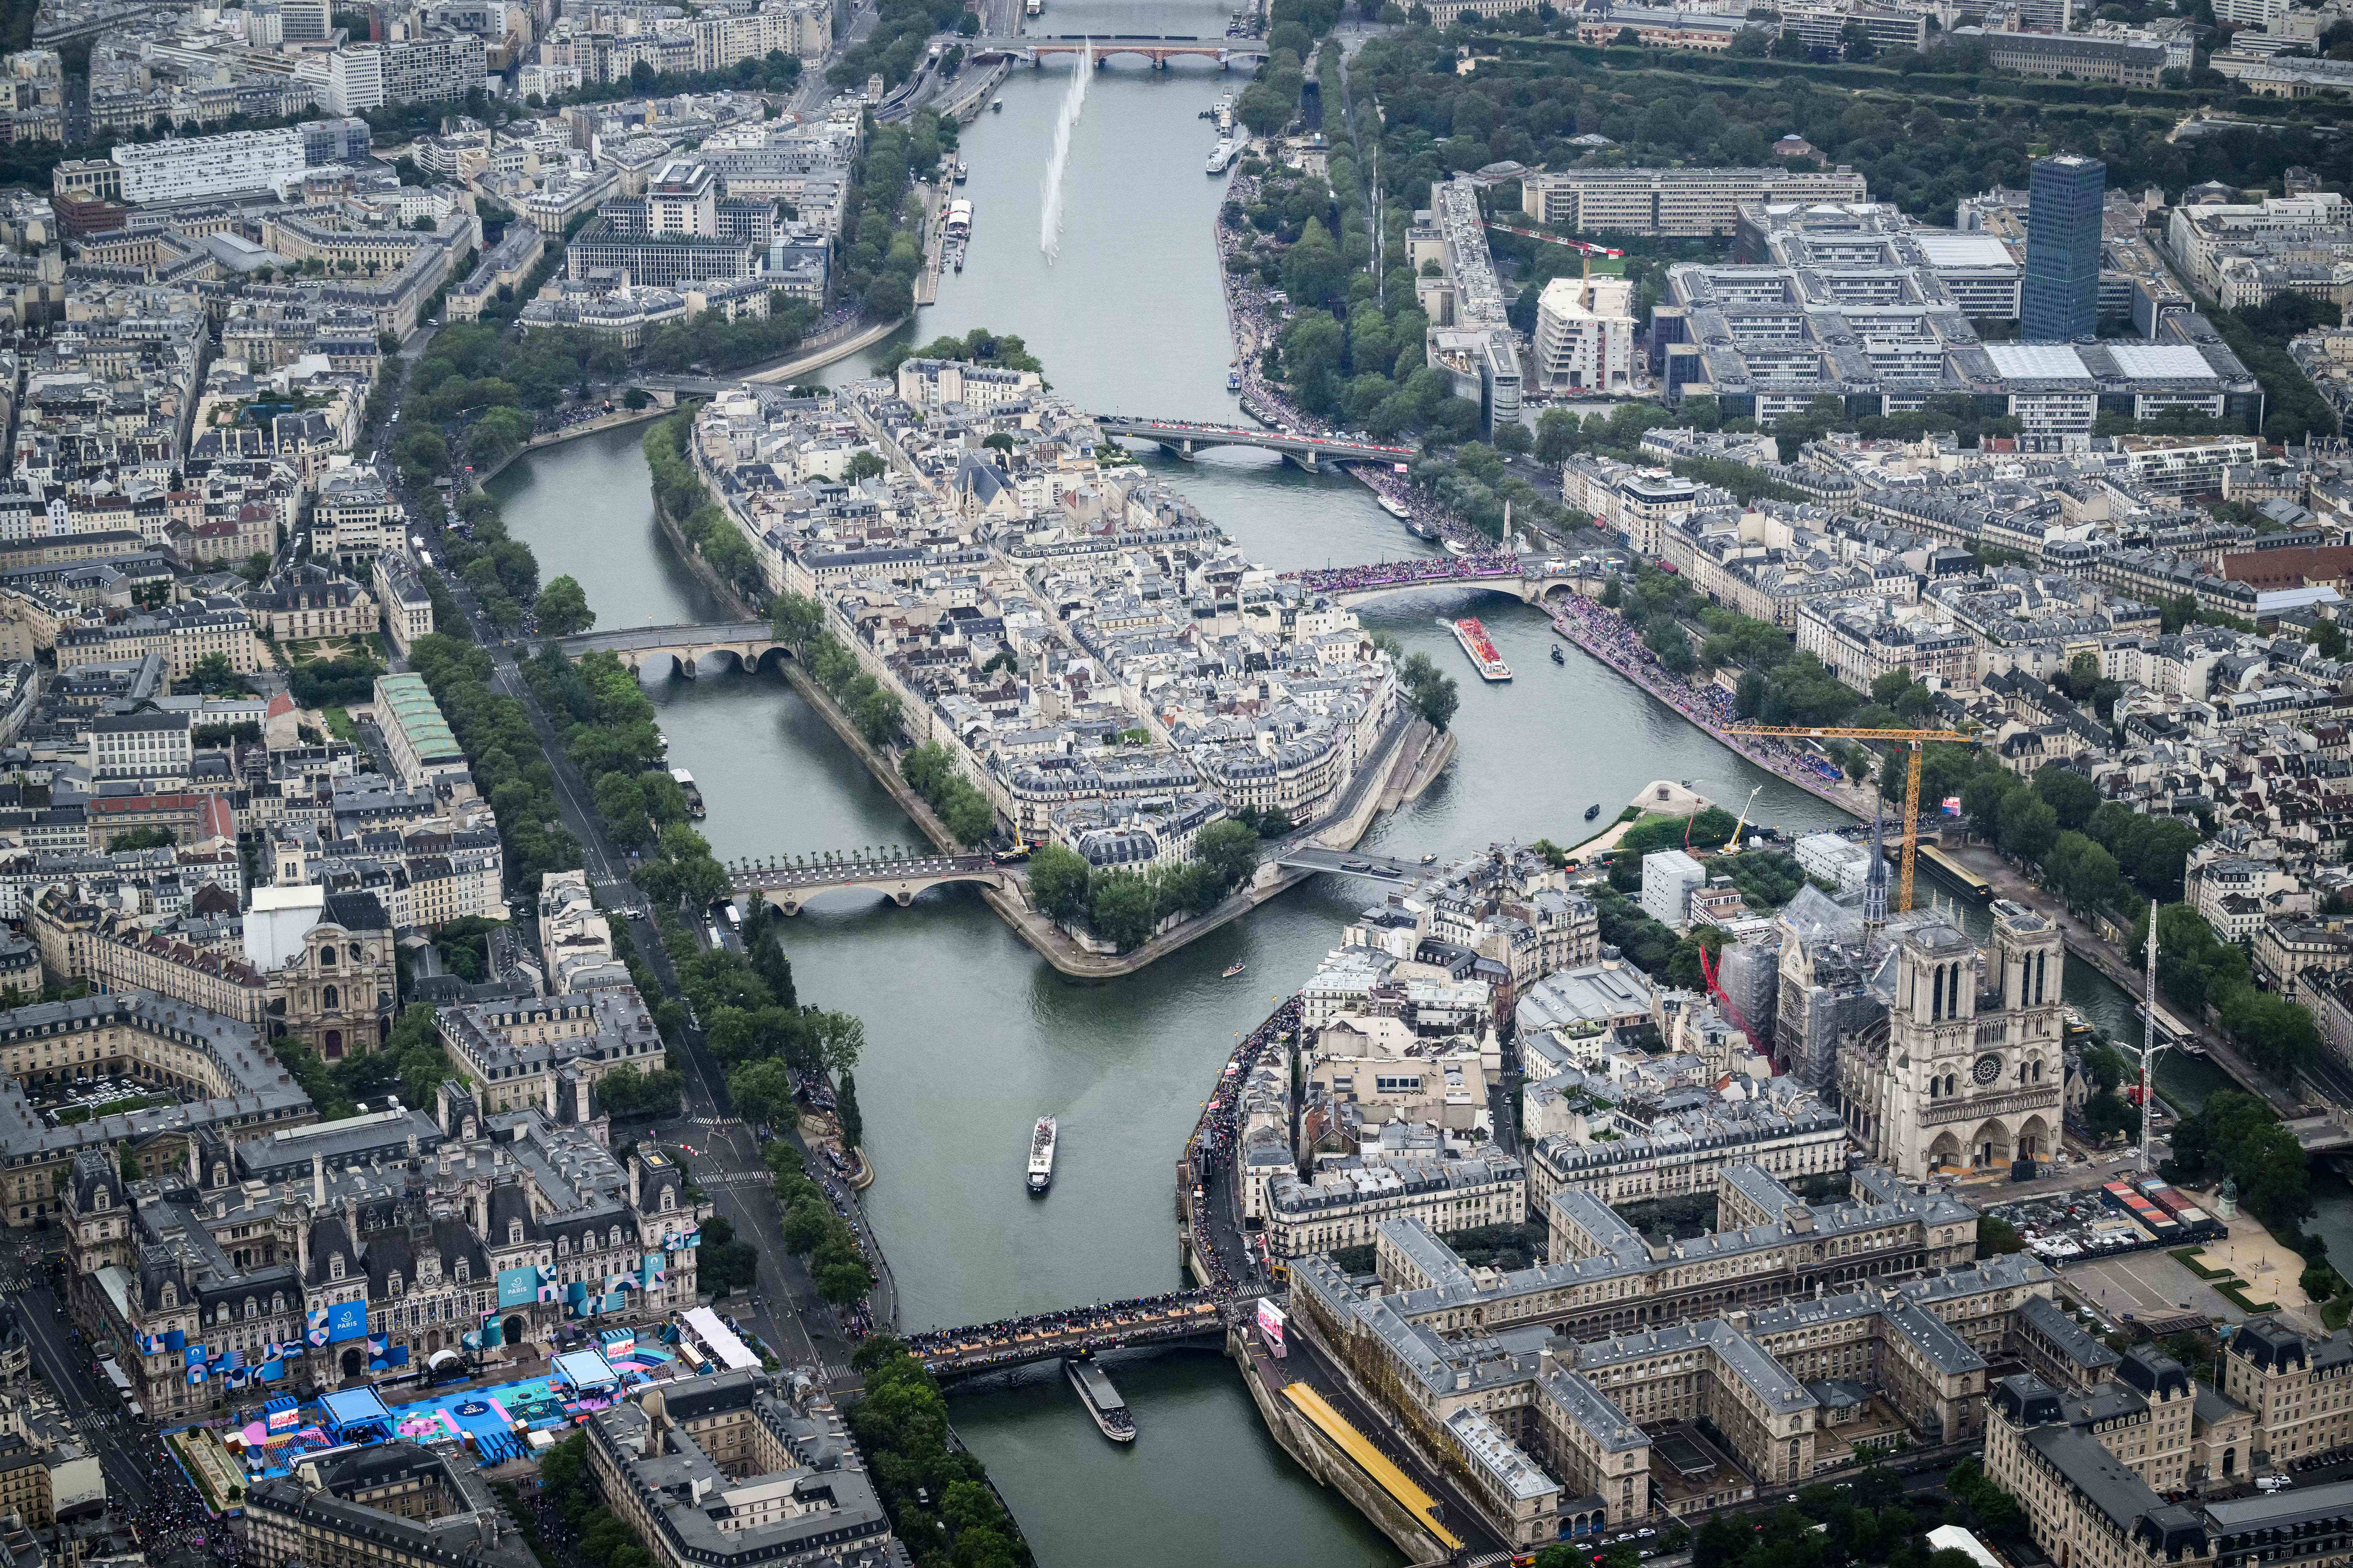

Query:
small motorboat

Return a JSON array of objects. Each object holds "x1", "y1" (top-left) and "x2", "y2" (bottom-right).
[
  {"x1": 1585, "y1": 803, "x2": 1602, "y2": 820},
  {"x1": 1222, "y1": 961, "x2": 1247, "y2": 978},
  {"x1": 1550, "y1": 645, "x2": 1566, "y2": 666}
]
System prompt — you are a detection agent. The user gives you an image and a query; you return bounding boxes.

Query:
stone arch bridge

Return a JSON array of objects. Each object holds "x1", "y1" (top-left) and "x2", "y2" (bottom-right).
[
  {"x1": 558, "y1": 622, "x2": 784, "y2": 679},
  {"x1": 1287, "y1": 560, "x2": 1599, "y2": 610},
  {"x1": 730, "y1": 853, "x2": 1008, "y2": 915}
]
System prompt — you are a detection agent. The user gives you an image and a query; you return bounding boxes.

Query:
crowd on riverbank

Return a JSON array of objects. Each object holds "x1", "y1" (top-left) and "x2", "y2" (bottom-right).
[
  {"x1": 1217, "y1": 171, "x2": 1298, "y2": 428},
  {"x1": 1183, "y1": 996, "x2": 1302, "y2": 1298},
  {"x1": 807, "y1": 1154, "x2": 883, "y2": 1340},
  {"x1": 1547, "y1": 591, "x2": 1870, "y2": 814},
  {"x1": 897, "y1": 992, "x2": 1307, "y2": 1375},
  {"x1": 1212, "y1": 173, "x2": 1528, "y2": 565}
]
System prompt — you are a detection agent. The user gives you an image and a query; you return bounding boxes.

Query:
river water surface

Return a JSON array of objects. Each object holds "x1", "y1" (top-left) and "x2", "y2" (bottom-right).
[{"x1": 485, "y1": 19, "x2": 2201, "y2": 1561}]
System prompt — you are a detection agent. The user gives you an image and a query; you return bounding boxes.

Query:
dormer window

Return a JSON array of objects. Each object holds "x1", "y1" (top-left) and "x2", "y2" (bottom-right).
[
  {"x1": 159, "y1": 1284, "x2": 175, "y2": 1308},
  {"x1": 387, "y1": 1272, "x2": 402, "y2": 1297},
  {"x1": 454, "y1": 1260, "x2": 469, "y2": 1283},
  {"x1": 660, "y1": 1188, "x2": 674, "y2": 1213},
  {"x1": 609, "y1": 1226, "x2": 622, "y2": 1250},
  {"x1": 508, "y1": 1220, "x2": 523, "y2": 1245},
  {"x1": 329, "y1": 1253, "x2": 345, "y2": 1281},
  {"x1": 556, "y1": 1236, "x2": 569, "y2": 1258},
  {"x1": 94, "y1": 1189, "x2": 109, "y2": 1212}
]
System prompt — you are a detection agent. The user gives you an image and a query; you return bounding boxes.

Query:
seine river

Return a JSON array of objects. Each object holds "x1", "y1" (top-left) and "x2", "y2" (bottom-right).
[{"x1": 487, "y1": 12, "x2": 2177, "y2": 1559}]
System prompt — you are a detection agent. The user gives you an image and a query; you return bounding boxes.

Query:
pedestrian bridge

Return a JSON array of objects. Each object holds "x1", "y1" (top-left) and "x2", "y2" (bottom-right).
[
  {"x1": 906, "y1": 1293, "x2": 1228, "y2": 1381},
  {"x1": 1095, "y1": 416, "x2": 1416, "y2": 470},
  {"x1": 730, "y1": 853, "x2": 1006, "y2": 915},
  {"x1": 969, "y1": 35, "x2": 1267, "y2": 67},
  {"x1": 557, "y1": 621, "x2": 782, "y2": 679},
  {"x1": 1288, "y1": 558, "x2": 1597, "y2": 609}
]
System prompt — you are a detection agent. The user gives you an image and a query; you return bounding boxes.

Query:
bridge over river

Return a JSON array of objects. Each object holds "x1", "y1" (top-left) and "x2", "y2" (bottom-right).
[
  {"x1": 905, "y1": 1291, "x2": 1229, "y2": 1381},
  {"x1": 1286, "y1": 555, "x2": 1600, "y2": 609},
  {"x1": 729, "y1": 852, "x2": 1007, "y2": 915},
  {"x1": 559, "y1": 622, "x2": 787, "y2": 678},
  {"x1": 1271, "y1": 846, "x2": 1431, "y2": 882},
  {"x1": 968, "y1": 34, "x2": 1267, "y2": 67},
  {"x1": 1094, "y1": 416, "x2": 1416, "y2": 470},
  {"x1": 547, "y1": 547, "x2": 1598, "y2": 682},
  {"x1": 2288, "y1": 1109, "x2": 2353, "y2": 1154}
]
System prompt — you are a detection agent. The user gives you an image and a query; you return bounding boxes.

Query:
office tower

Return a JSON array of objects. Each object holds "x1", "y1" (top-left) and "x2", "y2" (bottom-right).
[
  {"x1": 281, "y1": 0, "x2": 332, "y2": 41},
  {"x1": 2023, "y1": 153, "x2": 2104, "y2": 341}
]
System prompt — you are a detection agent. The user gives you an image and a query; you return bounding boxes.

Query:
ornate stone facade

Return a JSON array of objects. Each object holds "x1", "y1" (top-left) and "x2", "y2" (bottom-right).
[{"x1": 1839, "y1": 901, "x2": 2068, "y2": 1178}]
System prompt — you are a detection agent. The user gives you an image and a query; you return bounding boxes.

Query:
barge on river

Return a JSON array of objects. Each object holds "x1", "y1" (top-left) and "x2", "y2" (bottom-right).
[
  {"x1": 1445, "y1": 617, "x2": 1512, "y2": 682},
  {"x1": 1065, "y1": 1358, "x2": 1136, "y2": 1442},
  {"x1": 1027, "y1": 1115, "x2": 1057, "y2": 1195}
]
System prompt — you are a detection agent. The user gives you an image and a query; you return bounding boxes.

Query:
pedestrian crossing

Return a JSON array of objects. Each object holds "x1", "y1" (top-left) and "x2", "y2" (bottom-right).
[{"x1": 62, "y1": 1409, "x2": 131, "y2": 1438}]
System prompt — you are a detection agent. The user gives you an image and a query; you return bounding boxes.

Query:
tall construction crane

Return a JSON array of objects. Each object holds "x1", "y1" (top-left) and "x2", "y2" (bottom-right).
[{"x1": 1722, "y1": 725, "x2": 1983, "y2": 914}]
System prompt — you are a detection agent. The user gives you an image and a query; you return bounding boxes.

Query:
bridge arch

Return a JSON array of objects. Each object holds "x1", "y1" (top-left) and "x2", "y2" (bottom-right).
[
  {"x1": 735, "y1": 858, "x2": 1008, "y2": 917},
  {"x1": 1322, "y1": 575, "x2": 1584, "y2": 612},
  {"x1": 614, "y1": 640, "x2": 791, "y2": 684}
]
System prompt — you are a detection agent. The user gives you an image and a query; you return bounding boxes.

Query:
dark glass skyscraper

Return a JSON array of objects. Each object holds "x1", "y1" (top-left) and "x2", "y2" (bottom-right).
[{"x1": 2023, "y1": 154, "x2": 2105, "y2": 341}]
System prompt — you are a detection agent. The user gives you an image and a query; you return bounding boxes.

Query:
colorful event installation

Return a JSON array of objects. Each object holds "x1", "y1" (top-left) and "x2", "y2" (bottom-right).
[
  {"x1": 139, "y1": 1326, "x2": 316, "y2": 1393},
  {"x1": 319, "y1": 1387, "x2": 395, "y2": 1444},
  {"x1": 680, "y1": 1307, "x2": 760, "y2": 1372},
  {"x1": 178, "y1": 1337, "x2": 691, "y2": 1502},
  {"x1": 551, "y1": 1349, "x2": 621, "y2": 1403}
]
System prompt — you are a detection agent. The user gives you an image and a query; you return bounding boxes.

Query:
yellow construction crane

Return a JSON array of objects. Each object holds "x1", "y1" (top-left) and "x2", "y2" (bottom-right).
[{"x1": 1722, "y1": 726, "x2": 1984, "y2": 914}]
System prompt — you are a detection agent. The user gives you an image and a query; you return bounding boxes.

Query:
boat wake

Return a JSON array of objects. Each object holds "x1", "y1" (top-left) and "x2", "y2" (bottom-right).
[{"x1": 1038, "y1": 38, "x2": 1091, "y2": 261}]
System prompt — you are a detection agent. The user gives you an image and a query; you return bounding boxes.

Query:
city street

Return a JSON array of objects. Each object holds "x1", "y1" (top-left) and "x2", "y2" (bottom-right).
[
  {"x1": 426, "y1": 497, "x2": 890, "y2": 1388},
  {"x1": 12, "y1": 1264, "x2": 161, "y2": 1510}
]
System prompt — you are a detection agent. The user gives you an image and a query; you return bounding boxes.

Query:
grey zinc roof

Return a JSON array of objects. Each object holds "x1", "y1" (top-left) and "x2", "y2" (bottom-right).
[
  {"x1": 1446, "y1": 1409, "x2": 1561, "y2": 1503},
  {"x1": 1885, "y1": 1301, "x2": 1987, "y2": 1377},
  {"x1": 1546, "y1": 1185, "x2": 1649, "y2": 1262},
  {"x1": 1541, "y1": 1368, "x2": 1649, "y2": 1452},
  {"x1": 1514, "y1": 963, "x2": 1655, "y2": 1034},
  {"x1": 2018, "y1": 1292, "x2": 2123, "y2": 1373},
  {"x1": 2205, "y1": 1477, "x2": 2353, "y2": 1535},
  {"x1": 1720, "y1": 1163, "x2": 1799, "y2": 1218},
  {"x1": 1378, "y1": 1218, "x2": 1477, "y2": 1291},
  {"x1": 2023, "y1": 1421, "x2": 2170, "y2": 1536},
  {"x1": 1706, "y1": 1318, "x2": 1821, "y2": 1409},
  {"x1": 1436, "y1": 1166, "x2": 1973, "y2": 1322},
  {"x1": 1908, "y1": 1252, "x2": 2054, "y2": 1298},
  {"x1": 1354, "y1": 1295, "x2": 1453, "y2": 1390},
  {"x1": 2063, "y1": 1383, "x2": 2151, "y2": 1427}
]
